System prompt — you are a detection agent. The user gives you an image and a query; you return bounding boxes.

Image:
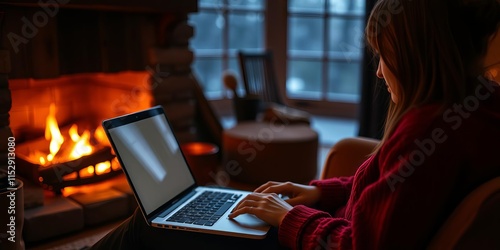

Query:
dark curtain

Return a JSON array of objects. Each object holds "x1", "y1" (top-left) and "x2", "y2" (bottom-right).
[{"x1": 357, "y1": 0, "x2": 391, "y2": 140}]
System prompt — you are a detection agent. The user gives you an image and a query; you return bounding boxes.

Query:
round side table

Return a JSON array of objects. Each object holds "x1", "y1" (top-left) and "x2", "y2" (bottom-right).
[{"x1": 222, "y1": 122, "x2": 318, "y2": 186}]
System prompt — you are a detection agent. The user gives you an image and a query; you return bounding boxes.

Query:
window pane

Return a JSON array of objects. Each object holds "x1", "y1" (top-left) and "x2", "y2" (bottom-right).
[
  {"x1": 328, "y1": 0, "x2": 365, "y2": 14},
  {"x1": 193, "y1": 58, "x2": 223, "y2": 99},
  {"x1": 229, "y1": 12, "x2": 264, "y2": 49},
  {"x1": 229, "y1": 0, "x2": 264, "y2": 10},
  {"x1": 287, "y1": 60, "x2": 323, "y2": 99},
  {"x1": 290, "y1": 0, "x2": 325, "y2": 13},
  {"x1": 329, "y1": 17, "x2": 364, "y2": 55},
  {"x1": 190, "y1": 12, "x2": 223, "y2": 50},
  {"x1": 289, "y1": 17, "x2": 324, "y2": 52},
  {"x1": 327, "y1": 61, "x2": 361, "y2": 101},
  {"x1": 199, "y1": 0, "x2": 219, "y2": 8}
]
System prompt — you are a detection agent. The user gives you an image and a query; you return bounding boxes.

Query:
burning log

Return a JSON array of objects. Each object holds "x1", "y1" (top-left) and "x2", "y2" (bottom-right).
[
  {"x1": 18, "y1": 147, "x2": 119, "y2": 193},
  {"x1": 16, "y1": 103, "x2": 122, "y2": 194}
]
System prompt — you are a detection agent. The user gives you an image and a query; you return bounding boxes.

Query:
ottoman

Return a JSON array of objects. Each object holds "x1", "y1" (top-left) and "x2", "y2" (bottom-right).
[{"x1": 222, "y1": 121, "x2": 318, "y2": 186}]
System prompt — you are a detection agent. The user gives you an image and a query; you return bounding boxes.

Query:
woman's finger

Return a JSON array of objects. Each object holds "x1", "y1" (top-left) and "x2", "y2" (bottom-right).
[
  {"x1": 231, "y1": 193, "x2": 264, "y2": 212},
  {"x1": 261, "y1": 182, "x2": 295, "y2": 196},
  {"x1": 232, "y1": 199, "x2": 259, "y2": 212},
  {"x1": 253, "y1": 181, "x2": 281, "y2": 193},
  {"x1": 228, "y1": 206, "x2": 257, "y2": 219}
]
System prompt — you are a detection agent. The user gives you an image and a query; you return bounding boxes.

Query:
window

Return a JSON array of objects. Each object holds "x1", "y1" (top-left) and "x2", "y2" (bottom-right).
[
  {"x1": 190, "y1": 0, "x2": 265, "y2": 99},
  {"x1": 190, "y1": 0, "x2": 366, "y2": 117},
  {"x1": 288, "y1": 0, "x2": 365, "y2": 103}
]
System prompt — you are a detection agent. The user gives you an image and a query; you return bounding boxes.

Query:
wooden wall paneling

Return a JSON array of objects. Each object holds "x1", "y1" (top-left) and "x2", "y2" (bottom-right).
[
  {"x1": 123, "y1": 14, "x2": 153, "y2": 71},
  {"x1": 29, "y1": 8, "x2": 59, "y2": 79},
  {"x1": 57, "y1": 9, "x2": 102, "y2": 74},
  {"x1": 2, "y1": 7, "x2": 33, "y2": 78},
  {"x1": 100, "y1": 12, "x2": 127, "y2": 73}
]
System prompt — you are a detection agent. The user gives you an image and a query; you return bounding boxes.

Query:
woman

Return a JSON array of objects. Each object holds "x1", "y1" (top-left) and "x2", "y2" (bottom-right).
[{"x1": 92, "y1": 0, "x2": 500, "y2": 249}]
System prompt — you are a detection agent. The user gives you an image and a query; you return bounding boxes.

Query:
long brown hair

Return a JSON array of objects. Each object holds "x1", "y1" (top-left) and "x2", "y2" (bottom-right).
[{"x1": 365, "y1": 0, "x2": 500, "y2": 148}]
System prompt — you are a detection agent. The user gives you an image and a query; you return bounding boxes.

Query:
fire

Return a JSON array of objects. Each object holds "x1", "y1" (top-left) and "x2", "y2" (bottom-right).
[
  {"x1": 32, "y1": 103, "x2": 114, "y2": 178},
  {"x1": 69, "y1": 130, "x2": 93, "y2": 160},
  {"x1": 95, "y1": 161, "x2": 111, "y2": 174},
  {"x1": 45, "y1": 103, "x2": 64, "y2": 162}
]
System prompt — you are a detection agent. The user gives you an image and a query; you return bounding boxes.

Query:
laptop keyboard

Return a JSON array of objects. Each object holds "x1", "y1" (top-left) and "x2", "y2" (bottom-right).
[{"x1": 166, "y1": 191, "x2": 242, "y2": 227}]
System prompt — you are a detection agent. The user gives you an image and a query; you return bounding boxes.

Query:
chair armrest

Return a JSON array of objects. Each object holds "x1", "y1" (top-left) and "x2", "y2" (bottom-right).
[{"x1": 320, "y1": 137, "x2": 380, "y2": 179}]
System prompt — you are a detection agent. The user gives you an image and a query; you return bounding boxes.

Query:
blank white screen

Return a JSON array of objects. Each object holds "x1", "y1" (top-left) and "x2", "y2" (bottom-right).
[{"x1": 108, "y1": 114, "x2": 195, "y2": 215}]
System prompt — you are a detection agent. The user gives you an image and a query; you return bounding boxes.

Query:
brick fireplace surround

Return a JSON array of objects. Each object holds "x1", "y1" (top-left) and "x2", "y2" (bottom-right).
[{"x1": 0, "y1": 0, "x2": 223, "y2": 248}]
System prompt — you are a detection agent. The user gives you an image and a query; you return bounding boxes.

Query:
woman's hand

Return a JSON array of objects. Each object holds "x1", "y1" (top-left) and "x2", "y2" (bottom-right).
[
  {"x1": 228, "y1": 192, "x2": 292, "y2": 227},
  {"x1": 228, "y1": 181, "x2": 322, "y2": 227},
  {"x1": 254, "y1": 181, "x2": 321, "y2": 207}
]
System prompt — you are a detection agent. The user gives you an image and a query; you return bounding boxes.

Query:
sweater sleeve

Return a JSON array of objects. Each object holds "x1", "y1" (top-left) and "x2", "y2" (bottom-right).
[
  {"x1": 278, "y1": 205, "x2": 352, "y2": 249},
  {"x1": 278, "y1": 106, "x2": 465, "y2": 250},
  {"x1": 309, "y1": 176, "x2": 354, "y2": 213},
  {"x1": 309, "y1": 156, "x2": 373, "y2": 213}
]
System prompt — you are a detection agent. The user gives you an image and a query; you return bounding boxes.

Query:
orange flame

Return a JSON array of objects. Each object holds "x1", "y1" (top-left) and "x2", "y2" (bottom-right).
[
  {"x1": 69, "y1": 130, "x2": 93, "y2": 160},
  {"x1": 94, "y1": 126, "x2": 110, "y2": 146},
  {"x1": 33, "y1": 103, "x2": 115, "y2": 178},
  {"x1": 45, "y1": 103, "x2": 64, "y2": 162}
]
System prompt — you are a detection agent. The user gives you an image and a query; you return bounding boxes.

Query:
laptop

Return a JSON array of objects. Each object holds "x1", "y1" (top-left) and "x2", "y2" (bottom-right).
[{"x1": 102, "y1": 105, "x2": 270, "y2": 239}]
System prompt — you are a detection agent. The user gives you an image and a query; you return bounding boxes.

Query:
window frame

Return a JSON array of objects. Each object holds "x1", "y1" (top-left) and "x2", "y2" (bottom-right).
[
  {"x1": 191, "y1": 1, "x2": 266, "y2": 104},
  {"x1": 283, "y1": 0, "x2": 364, "y2": 118},
  {"x1": 193, "y1": 0, "x2": 364, "y2": 118}
]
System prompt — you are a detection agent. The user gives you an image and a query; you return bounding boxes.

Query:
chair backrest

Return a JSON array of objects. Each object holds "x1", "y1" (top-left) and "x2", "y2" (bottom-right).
[
  {"x1": 428, "y1": 176, "x2": 500, "y2": 250},
  {"x1": 237, "y1": 50, "x2": 283, "y2": 105},
  {"x1": 320, "y1": 137, "x2": 379, "y2": 179}
]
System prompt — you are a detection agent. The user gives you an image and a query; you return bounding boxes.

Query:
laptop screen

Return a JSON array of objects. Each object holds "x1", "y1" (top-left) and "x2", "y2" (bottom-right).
[{"x1": 106, "y1": 109, "x2": 196, "y2": 215}]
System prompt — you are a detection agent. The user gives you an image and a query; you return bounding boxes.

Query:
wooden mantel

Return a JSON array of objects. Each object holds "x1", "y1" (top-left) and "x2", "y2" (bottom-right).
[
  {"x1": 0, "y1": 1, "x2": 198, "y2": 79},
  {"x1": 1, "y1": 0, "x2": 197, "y2": 13}
]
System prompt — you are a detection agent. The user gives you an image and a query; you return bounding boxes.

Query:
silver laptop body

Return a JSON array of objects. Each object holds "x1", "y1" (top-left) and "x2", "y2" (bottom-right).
[{"x1": 102, "y1": 106, "x2": 270, "y2": 239}]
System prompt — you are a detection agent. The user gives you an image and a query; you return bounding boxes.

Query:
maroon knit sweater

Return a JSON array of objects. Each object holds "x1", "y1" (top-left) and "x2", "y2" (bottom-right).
[{"x1": 278, "y1": 82, "x2": 500, "y2": 249}]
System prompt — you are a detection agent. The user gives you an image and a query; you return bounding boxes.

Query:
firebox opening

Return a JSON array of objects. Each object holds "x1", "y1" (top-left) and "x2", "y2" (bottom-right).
[{"x1": 12, "y1": 70, "x2": 153, "y2": 194}]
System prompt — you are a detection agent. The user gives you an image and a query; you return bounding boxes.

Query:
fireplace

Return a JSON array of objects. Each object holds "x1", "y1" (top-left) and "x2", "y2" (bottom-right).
[
  {"x1": 0, "y1": 1, "x2": 214, "y2": 245},
  {"x1": 12, "y1": 72, "x2": 152, "y2": 194}
]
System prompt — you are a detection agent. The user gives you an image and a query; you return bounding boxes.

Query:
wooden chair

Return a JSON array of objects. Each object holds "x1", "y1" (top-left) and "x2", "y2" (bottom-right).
[
  {"x1": 321, "y1": 137, "x2": 500, "y2": 248},
  {"x1": 237, "y1": 50, "x2": 283, "y2": 105},
  {"x1": 237, "y1": 50, "x2": 311, "y2": 125}
]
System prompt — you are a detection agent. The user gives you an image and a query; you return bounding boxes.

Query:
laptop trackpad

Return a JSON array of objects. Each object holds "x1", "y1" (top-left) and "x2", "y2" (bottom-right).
[{"x1": 229, "y1": 214, "x2": 269, "y2": 228}]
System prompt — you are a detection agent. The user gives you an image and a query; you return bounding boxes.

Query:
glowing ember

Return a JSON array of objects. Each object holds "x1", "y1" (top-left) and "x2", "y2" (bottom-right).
[
  {"x1": 79, "y1": 166, "x2": 95, "y2": 178},
  {"x1": 96, "y1": 161, "x2": 111, "y2": 175}
]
